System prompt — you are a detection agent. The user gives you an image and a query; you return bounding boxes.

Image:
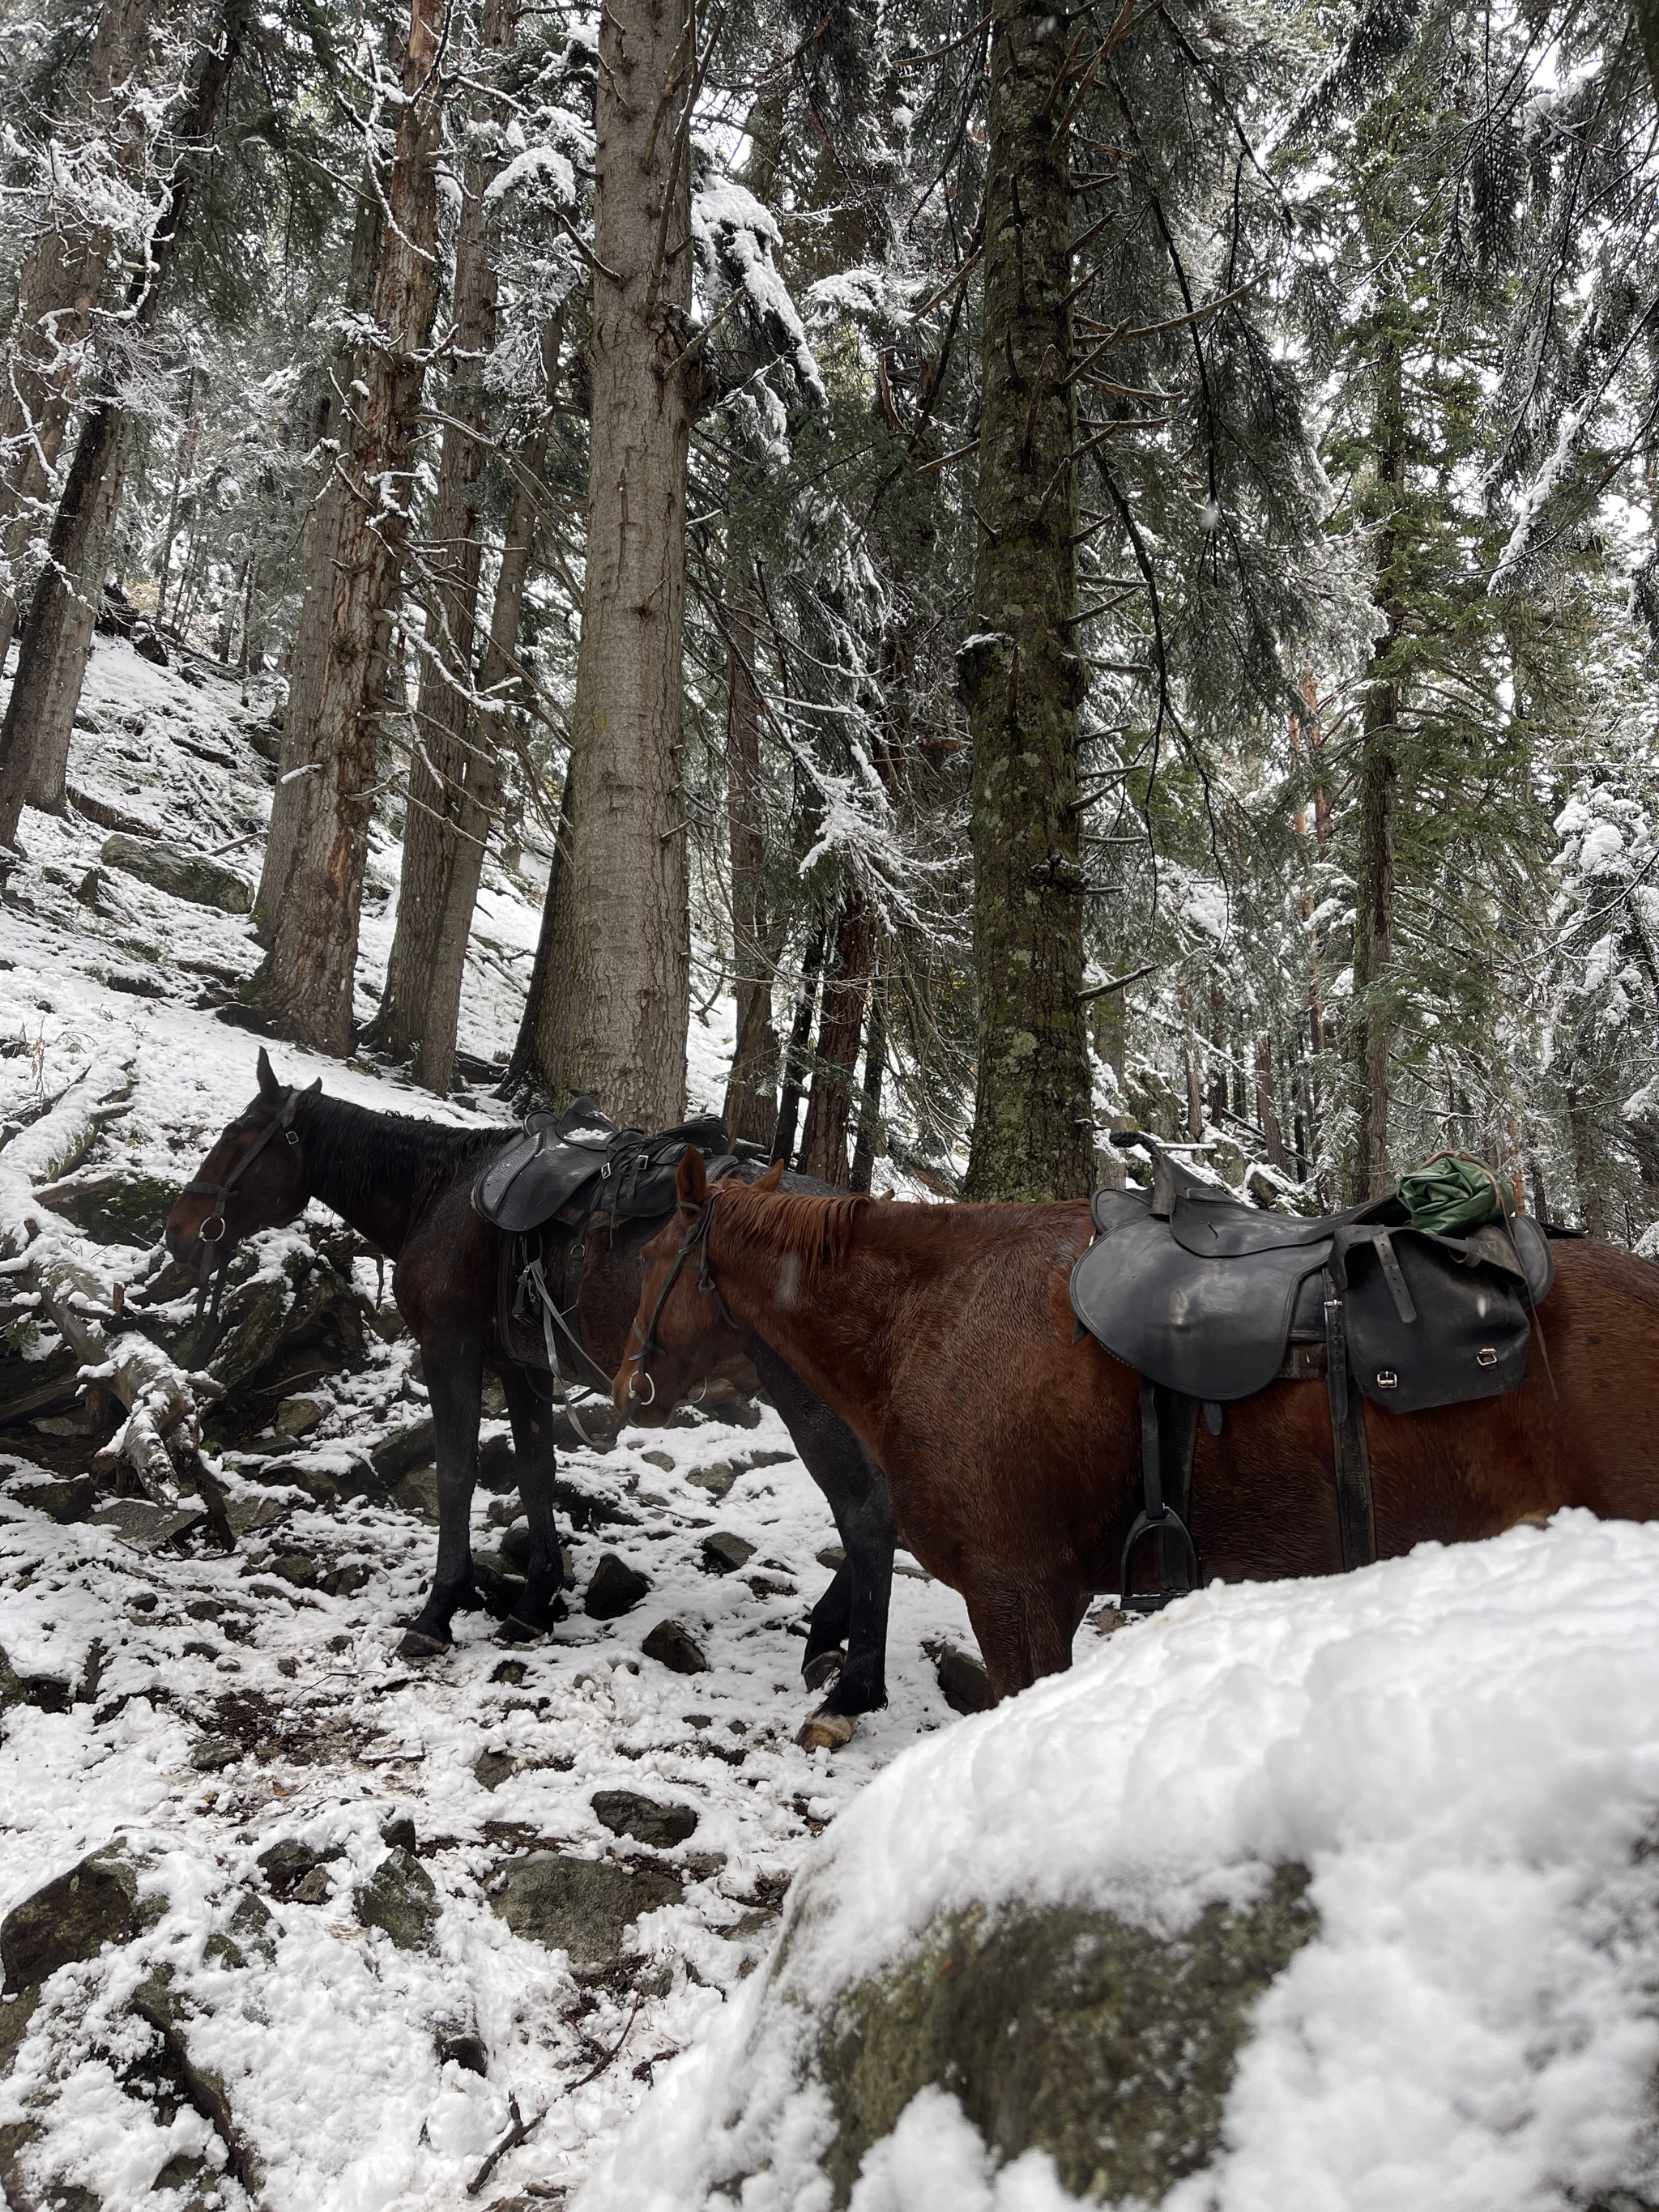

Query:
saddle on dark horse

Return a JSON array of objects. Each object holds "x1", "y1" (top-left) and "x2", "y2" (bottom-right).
[
  {"x1": 472, "y1": 1093, "x2": 740, "y2": 1402},
  {"x1": 1069, "y1": 1139, "x2": 1557, "y2": 1613}
]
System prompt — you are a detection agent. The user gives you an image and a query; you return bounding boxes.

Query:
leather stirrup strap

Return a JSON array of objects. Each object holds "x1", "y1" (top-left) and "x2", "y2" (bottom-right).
[
  {"x1": 1120, "y1": 1379, "x2": 1200, "y2": 1613},
  {"x1": 1323, "y1": 1267, "x2": 1375, "y2": 1570}
]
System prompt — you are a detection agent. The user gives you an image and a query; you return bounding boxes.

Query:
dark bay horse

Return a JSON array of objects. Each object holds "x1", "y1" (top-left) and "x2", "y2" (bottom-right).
[
  {"x1": 618, "y1": 1149, "x2": 1659, "y2": 1703},
  {"x1": 164, "y1": 1053, "x2": 897, "y2": 1744}
]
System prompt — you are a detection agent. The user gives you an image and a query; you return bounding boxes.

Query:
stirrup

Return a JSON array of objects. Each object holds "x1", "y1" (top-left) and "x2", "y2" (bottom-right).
[{"x1": 1119, "y1": 1506, "x2": 1199, "y2": 1615}]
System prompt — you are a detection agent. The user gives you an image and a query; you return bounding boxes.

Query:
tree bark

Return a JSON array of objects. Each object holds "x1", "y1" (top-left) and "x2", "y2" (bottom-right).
[
  {"x1": 0, "y1": 0, "x2": 251, "y2": 852},
  {"x1": 556, "y1": 0, "x2": 698, "y2": 1126},
  {"x1": 1256, "y1": 1037, "x2": 1290, "y2": 1173},
  {"x1": 501, "y1": 761, "x2": 575, "y2": 1104},
  {"x1": 849, "y1": 978, "x2": 886, "y2": 1194},
  {"x1": 1349, "y1": 315, "x2": 1407, "y2": 1202},
  {"x1": 799, "y1": 894, "x2": 872, "y2": 1187},
  {"x1": 961, "y1": 0, "x2": 1092, "y2": 1201},
  {"x1": 0, "y1": 0, "x2": 162, "y2": 668},
  {"x1": 376, "y1": 0, "x2": 520, "y2": 1079},
  {"x1": 721, "y1": 562, "x2": 782, "y2": 1144},
  {"x1": 258, "y1": 0, "x2": 446, "y2": 1054},
  {"x1": 771, "y1": 921, "x2": 825, "y2": 1166}
]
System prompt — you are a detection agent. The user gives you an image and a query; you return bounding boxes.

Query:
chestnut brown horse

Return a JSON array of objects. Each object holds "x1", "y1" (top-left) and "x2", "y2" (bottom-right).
[
  {"x1": 618, "y1": 1148, "x2": 1659, "y2": 1702},
  {"x1": 166, "y1": 1053, "x2": 898, "y2": 1740}
]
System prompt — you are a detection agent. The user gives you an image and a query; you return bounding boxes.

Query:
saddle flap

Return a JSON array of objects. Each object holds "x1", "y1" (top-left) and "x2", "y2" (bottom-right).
[
  {"x1": 1344, "y1": 1231, "x2": 1533, "y2": 1413},
  {"x1": 1090, "y1": 1185, "x2": 1151, "y2": 1235},
  {"x1": 1070, "y1": 1214, "x2": 1334, "y2": 1401},
  {"x1": 1170, "y1": 1191, "x2": 1349, "y2": 1258}
]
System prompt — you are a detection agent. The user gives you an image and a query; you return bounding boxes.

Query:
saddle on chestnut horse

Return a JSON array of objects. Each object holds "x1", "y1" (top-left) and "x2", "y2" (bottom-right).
[{"x1": 1070, "y1": 1141, "x2": 1556, "y2": 1613}]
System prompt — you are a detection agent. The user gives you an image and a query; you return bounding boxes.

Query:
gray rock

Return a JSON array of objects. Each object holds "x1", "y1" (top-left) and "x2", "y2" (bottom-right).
[
  {"x1": 13, "y1": 1475, "x2": 96, "y2": 1525},
  {"x1": 687, "y1": 1464, "x2": 737, "y2": 1498},
  {"x1": 91, "y1": 1499, "x2": 206, "y2": 1551},
  {"x1": 275, "y1": 1394, "x2": 326, "y2": 1437},
  {"x1": 372, "y1": 1416, "x2": 436, "y2": 1483},
  {"x1": 190, "y1": 1737, "x2": 241, "y2": 1772},
  {"x1": 642, "y1": 1619, "x2": 709, "y2": 1676},
  {"x1": 100, "y1": 831, "x2": 254, "y2": 912},
  {"x1": 0, "y1": 1848, "x2": 150, "y2": 1993},
  {"x1": 585, "y1": 1552, "x2": 651, "y2": 1620},
  {"x1": 474, "y1": 1750, "x2": 518, "y2": 1792},
  {"x1": 356, "y1": 1848, "x2": 439, "y2": 1950},
  {"x1": 393, "y1": 1466, "x2": 440, "y2": 1521},
  {"x1": 935, "y1": 1647, "x2": 992, "y2": 1716},
  {"x1": 257, "y1": 1839, "x2": 339, "y2": 1899},
  {"x1": 269, "y1": 1549, "x2": 318, "y2": 1588},
  {"x1": 701, "y1": 1531, "x2": 756, "y2": 1575},
  {"x1": 592, "y1": 1790, "x2": 699, "y2": 1849},
  {"x1": 490, "y1": 1852, "x2": 683, "y2": 1968}
]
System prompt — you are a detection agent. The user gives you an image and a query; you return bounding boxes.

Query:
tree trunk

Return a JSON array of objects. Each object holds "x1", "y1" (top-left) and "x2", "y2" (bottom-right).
[
  {"x1": 1567, "y1": 1085, "x2": 1608, "y2": 1238},
  {"x1": 254, "y1": 179, "x2": 384, "y2": 938},
  {"x1": 771, "y1": 922, "x2": 825, "y2": 1166},
  {"x1": 258, "y1": 0, "x2": 446, "y2": 1054},
  {"x1": 501, "y1": 762, "x2": 576, "y2": 1105},
  {"x1": 1256, "y1": 1037, "x2": 1290, "y2": 1173},
  {"x1": 849, "y1": 978, "x2": 886, "y2": 1194},
  {"x1": 0, "y1": 0, "x2": 161, "y2": 668},
  {"x1": 961, "y1": 0, "x2": 1091, "y2": 1202},
  {"x1": 721, "y1": 561, "x2": 781, "y2": 1144},
  {"x1": 1348, "y1": 318, "x2": 1407, "y2": 1203},
  {"x1": 0, "y1": 0, "x2": 251, "y2": 853},
  {"x1": 420, "y1": 413, "x2": 550, "y2": 1095},
  {"x1": 556, "y1": 0, "x2": 698, "y2": 1127},
  {"x1": 376, "y1": 0, "x2": 520, "y2": 1080},
  {"x1": 799, "y1": 894, "x2": 872, "y2": 1187}
]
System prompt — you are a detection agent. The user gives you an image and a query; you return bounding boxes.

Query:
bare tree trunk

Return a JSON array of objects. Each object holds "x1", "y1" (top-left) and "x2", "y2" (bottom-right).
[
  {"x1": 771, "y1": 922, "x2": 825, "y2": 1166},
  {"x1": 721, "y1": 562, "x2": 781, "y2": 1144},
  {"x1": 420, "y1": 415, "x2": 550, "y2": 1095},
  {"x1": 556, "y1": 0, "x2": 698, "y2": 1126},
  {"x1": 254, "y1": 181, "x2": 383, "y2": 938},
  {"x1": 0, "y1": 0, "x2": 161, "y2": 667},
  {"x1": 1348, "y1": 320, "x2": 1406, "y2": 1203},
  {"x1": 376, "y1": 0, "x2": 520, "y2": 1079},
  {"x1": 849, "y1": 977, "x2": 885, "y2": 1194},
  {"x1": 961, "y1": 0, "x2": 1091, "y2": 1201},
  {"x1": 258, "y1": 0, "x2": 446, "y2": 1054},
  {"x1": 156, "y1": 361, "x2": 201, "y2": 629},
  {"x1": 0, "y1": 0, "x2": 249, "y2": 852},
  {"x1": 1256, "y1": 1037, "x2": 1290, "y2": 1172},
  {"x1": 800, "y1": 894, "x2": 872, "y2": 1187}
]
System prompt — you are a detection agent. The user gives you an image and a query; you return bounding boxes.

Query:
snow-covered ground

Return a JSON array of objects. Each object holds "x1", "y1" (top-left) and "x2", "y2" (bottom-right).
[{"x1": 0, "y1": 637, "x2": 986, "y2": 2209}]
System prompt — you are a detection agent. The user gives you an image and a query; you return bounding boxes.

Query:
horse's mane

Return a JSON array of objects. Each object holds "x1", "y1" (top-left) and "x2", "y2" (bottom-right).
[
  {"x1": 293, "y1": 1089, "x2": 504, "y2": 1215},
  {"x1": 715, "y1": 1185, "x2": 872, "y2": 1275}
]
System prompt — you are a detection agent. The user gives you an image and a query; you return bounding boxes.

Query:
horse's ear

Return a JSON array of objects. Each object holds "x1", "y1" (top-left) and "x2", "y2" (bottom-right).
[
  {"x1": 306, "y1": 1077, "x2": 322, "y2": 1093},
  {"x1": 756, "y1": 1160, "x2": 784, "y2": 1192},
  {"x1": 256, "y1": 1047, "x2": 281, "y2": 1101},
  {"x1": 676, "y1": 1145, "x2": 708, "y2": 1213}
]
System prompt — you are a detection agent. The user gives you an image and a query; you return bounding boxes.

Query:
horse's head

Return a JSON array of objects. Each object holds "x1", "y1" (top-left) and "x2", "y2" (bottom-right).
[
  {"x1": 165, "y1": 1048, "x2": 319, "y2": 1268},
  {"x1": 614, "y1": 1148, "x2": 781, "y2": 1421}
]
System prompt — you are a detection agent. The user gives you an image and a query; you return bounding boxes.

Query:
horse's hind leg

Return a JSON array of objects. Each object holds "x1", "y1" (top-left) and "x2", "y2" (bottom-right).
[
  {"x1": 498, "y1": 1363, "x2": 568, "y2": 1641},
  {"x1": 398, "y1": 1333, "x2": 484, "y2": 1660},
  {"x1": 962, "y1": 1571, "x2": 1080, "y2": 1705}
]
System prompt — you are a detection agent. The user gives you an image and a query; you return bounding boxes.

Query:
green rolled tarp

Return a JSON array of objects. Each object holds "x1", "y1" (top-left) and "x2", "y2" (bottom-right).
[{"x1": 1397, "y1": 1151, "x2": 1514, "y2": 1238}]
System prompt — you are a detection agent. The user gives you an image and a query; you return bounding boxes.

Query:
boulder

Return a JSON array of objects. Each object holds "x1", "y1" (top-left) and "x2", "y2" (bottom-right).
[
  {"x1": 584, "y1": 1552, "x2": 650, "y2": 1619},
  {"x1": 490, "y1": 1852, "x2": 682, "y2": 1968},
  {"x1": 642, "y1": 1619, "x2": 709, "y2": 1676},
  {"x1": 933, "y1": 1646, "x2": 991, "y2": 1715},
  {"x1": 100, "y1": 832, "x2": 253, "y2": 913},
  {"x1": 701, "y1": 1531, "x2": 756, "y2": 1575},
  {"x1": 275, "y1": 1393, "x2": 326, "y2": 1438},
  {"x1": 355, "y1": 1848, "x2": 439, "y2": 1950},
  {"x1": 1, "y1": 1848, "x2": 151, "y2": 1993},
  {"x1": 592, "y1": 1790, "x2": 699, "y2": 1849}
]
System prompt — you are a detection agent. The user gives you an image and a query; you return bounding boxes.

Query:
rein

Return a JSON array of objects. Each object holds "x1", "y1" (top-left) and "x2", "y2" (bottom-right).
[
  {"x1": 627, "y1": 1193, "x2": 737, "y2": 1404},
  {"x1": 180, "y1": 1087, "x2": 302, "y2": 1346}
]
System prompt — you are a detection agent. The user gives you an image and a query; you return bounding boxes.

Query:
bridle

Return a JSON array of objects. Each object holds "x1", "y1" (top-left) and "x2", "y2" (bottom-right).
[
  {"x1": 180, "y1": 1086, "x2": 304, "y2": 1345},
  {"x1": 626, "y1": 1192, "x2": 737, "y2": 1405}
]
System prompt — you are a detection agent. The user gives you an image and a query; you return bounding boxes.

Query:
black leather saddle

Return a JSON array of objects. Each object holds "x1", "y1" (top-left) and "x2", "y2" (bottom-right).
[
  {"x1": 472, "y1": 1093, "x2": 731, "y2": 1234},
  {"x1": 1071, "y1": 1143, "x2": 1556, "y2": 1613}
]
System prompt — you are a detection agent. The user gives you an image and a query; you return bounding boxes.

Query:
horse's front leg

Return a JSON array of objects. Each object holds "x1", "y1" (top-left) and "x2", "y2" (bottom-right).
[
  {"x1": 398, "y1": 1333, "x2": 484, "y2": 1660},
  {"x1": 497, "y1": 1364, "x2": 569, "y2": 1642}
]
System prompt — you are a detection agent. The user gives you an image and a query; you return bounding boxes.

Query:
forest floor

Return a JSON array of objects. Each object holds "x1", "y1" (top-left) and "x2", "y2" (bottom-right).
[{"x1": 0, "y1": 635, "x2": 1029, "y2": 2211}]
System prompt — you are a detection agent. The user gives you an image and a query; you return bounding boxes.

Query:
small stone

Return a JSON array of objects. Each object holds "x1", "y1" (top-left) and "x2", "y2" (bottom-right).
[
  {"x1": 490, "y1": 1660, "x2": 528, "y2": 1687},
  {"x1": 642, "y1": 1619, "x2": 709, "y2": 1676},
  {"x1": 490, "y1": 1852, "x2": 682, "y2": 1968},
  {"x1": 355, "y1": 1848, "x2": 439, "y2": 1950},
  {"x1": 1, "y1": 1850, "x2": 143, "y2": 1993},
  {"x1": 380, "y1": 1814, "x2": 417, "y2": 1852},
  {"x1": 322, "y1": 1562, "x2": 369, "y2": 1597},
  {"x1": 687, "y1": 1464, "x2": 736, "y2": 1498},
  {"x1": 701, "y1": 1531, "x2": 756, "y2": 1575},
  {"x1": 641, "y1": 1449, "x2": 676, "y2": 1472},
  {"x1": 190, "y1": 1737, "x2": 241, "y2": 1771},
  {"x1": 292, "y1": 1865, "x2": 333, "y2": 1905},
  {"x1": 437, "y1": 2027, "x2": 488, "y2": 2075},
  {"x1": 474, "y1": 1750, "x2": 518, "y2": 1792},
  {"x1": 185, "y1": 1600, "x2": 224, "y2": 1621},
  {"x1": 592, "y1": 1790, "x2": 699, "y2": 1849},
  {"x1": 584, "y1": 1553, "x2": 650, "y2": 1620},
  {"x1": 936, "y1": 1647, "x2": 992, "y2": 1716},
  {"x1": 257, "y1": 1839, "x2": 335, "y2": 1899},
  {"x1": 746, "y1": 1573, "x2": 797, "y2": 1600},
  {"x1": 270, "y1": 1550, "x2": 317, "y2": 1588},
  {"x1": 275, "y1": 1656, "x2": 299, "y2": 1678},
  {"x1": 275, "y1": 1395, "x2": 326, "y2": 1438},
  {"x1": 817, "y1": 1545, "x2": 847, "y2": 1570},
  {"x1": 392, "y1": 1466, "x2": 440, "y2": 1521}
]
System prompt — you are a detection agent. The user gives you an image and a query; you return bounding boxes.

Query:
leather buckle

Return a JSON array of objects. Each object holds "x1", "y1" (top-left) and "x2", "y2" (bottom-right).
[
  {"x1": 1476, "y1": 1347, "x2": 1497, "y2": 1367},
  {"x1": 1375, "y1": 1370, "x2": 1398, "y2": 1390}
]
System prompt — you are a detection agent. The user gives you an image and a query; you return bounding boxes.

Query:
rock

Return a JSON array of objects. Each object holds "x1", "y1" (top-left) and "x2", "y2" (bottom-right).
[
  {"x1": 17, "y1": 1476, "x2": 96, "y2": 1525},
  {"x1": 934, "y1": 1646, "x2": 992, "y2": 1715},
  {"x1": 355, "y1": 1848, "x2": 439, "y2": 1950},
  {"x1": 132, "y1": 629, "x2": 169, "y2": 667},
  {"x1": 490, "y1": 1660, "x2": 528, "y2": 1688},
  {"x1": 687, "y1": 1464, "x2": 737, "y2": 1498},
  {"x1": 585, "y1": 1553, "x2": 651, "y2": 1620},
  {"x1": 292, "y1": 1865, "x2": 334, "y2": 1905},
  {"x1": 701, "y1": 1531, "x2": 756, "y2": 1575},
  {"x1": 269, "y1": 1549, "x2": 318, "y2": 1588},
  {"x1": 257, "y1": 1839, "x2": 339, "y2": 1899},
  {"x1": 1, "y1": 1849, "x2": 149, "y2": 1993},
  {"x1": 100, "y1": 831, "x2": 253, "y2": 912},
  {"x1": 0, "y1": 1988, "x2": 38, "y2": 2077},
  {"x1": 130, "y1": 1970, "x2": 264, "y2": 2197},
  {"x1": 592, "y1": 1791, "x2": 699, "y2": 1849},
  {"x1": 91, "y1": 1499, "x2": 206, "y2": 1551},
  {"x1": 393, "y1": 1465, "x2": 440, "y2": 1520},
  {"x1": 490, "y1": 1852, "x2": 682, "y2": 1969},
  {"x1": 437, "y1": 2027, "x2": 488, "y2": 2075},
  {"x1": 642, "y1": 1619, "x2": 709, "y2": 1676},
  {"x1": 275, "y1": 1394, "x2": 327, "y2": 1437},
  {"x1": 380, "y1": 1813, "x2": 417, "y2": 1852},
  {"x1": 474, "y1": 1750, "x2": 519, "y2": 1792},
  {"x1": 642, "y1": 1449, "x2": 676, "y2": 1473},
  {"x1": 371, "y1": 1415, "x2": 435, "y2": 1483},
  {"x1": 190, "y1": 1737, "x2": 241, "y2": 1772}
]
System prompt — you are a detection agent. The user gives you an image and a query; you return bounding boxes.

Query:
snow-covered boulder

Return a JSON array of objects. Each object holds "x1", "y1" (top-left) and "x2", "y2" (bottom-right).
[{"x1": 580, "y1": 1515, "x2": 1659, "y2": 2211}]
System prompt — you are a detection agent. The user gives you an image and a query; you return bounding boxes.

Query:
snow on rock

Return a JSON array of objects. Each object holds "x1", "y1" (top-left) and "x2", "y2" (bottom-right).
[{"x1": 583, "y1": 1514, "x2": 1659, "y2": 2211}]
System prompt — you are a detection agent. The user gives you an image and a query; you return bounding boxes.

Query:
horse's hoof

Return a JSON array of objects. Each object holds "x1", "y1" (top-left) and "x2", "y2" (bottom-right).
[
  {"x1": 802, "y1": 1648, "x2": 847, "y2": 1694},
  {"x1": 397, "y1": 1629, "x2": 451, "y2": 1661},
  {"x1": 796, "y1": 1710, "x2": 856, "y2": 1752},
  {"x1": 497, "y1": 1615, "x2": 542, "y2": 1646}
]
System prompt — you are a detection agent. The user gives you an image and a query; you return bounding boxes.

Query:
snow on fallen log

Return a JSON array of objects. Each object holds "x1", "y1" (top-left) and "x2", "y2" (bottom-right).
[{"x1": 0, "y1": 1053, "x2": 230, "y2": 1526}]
